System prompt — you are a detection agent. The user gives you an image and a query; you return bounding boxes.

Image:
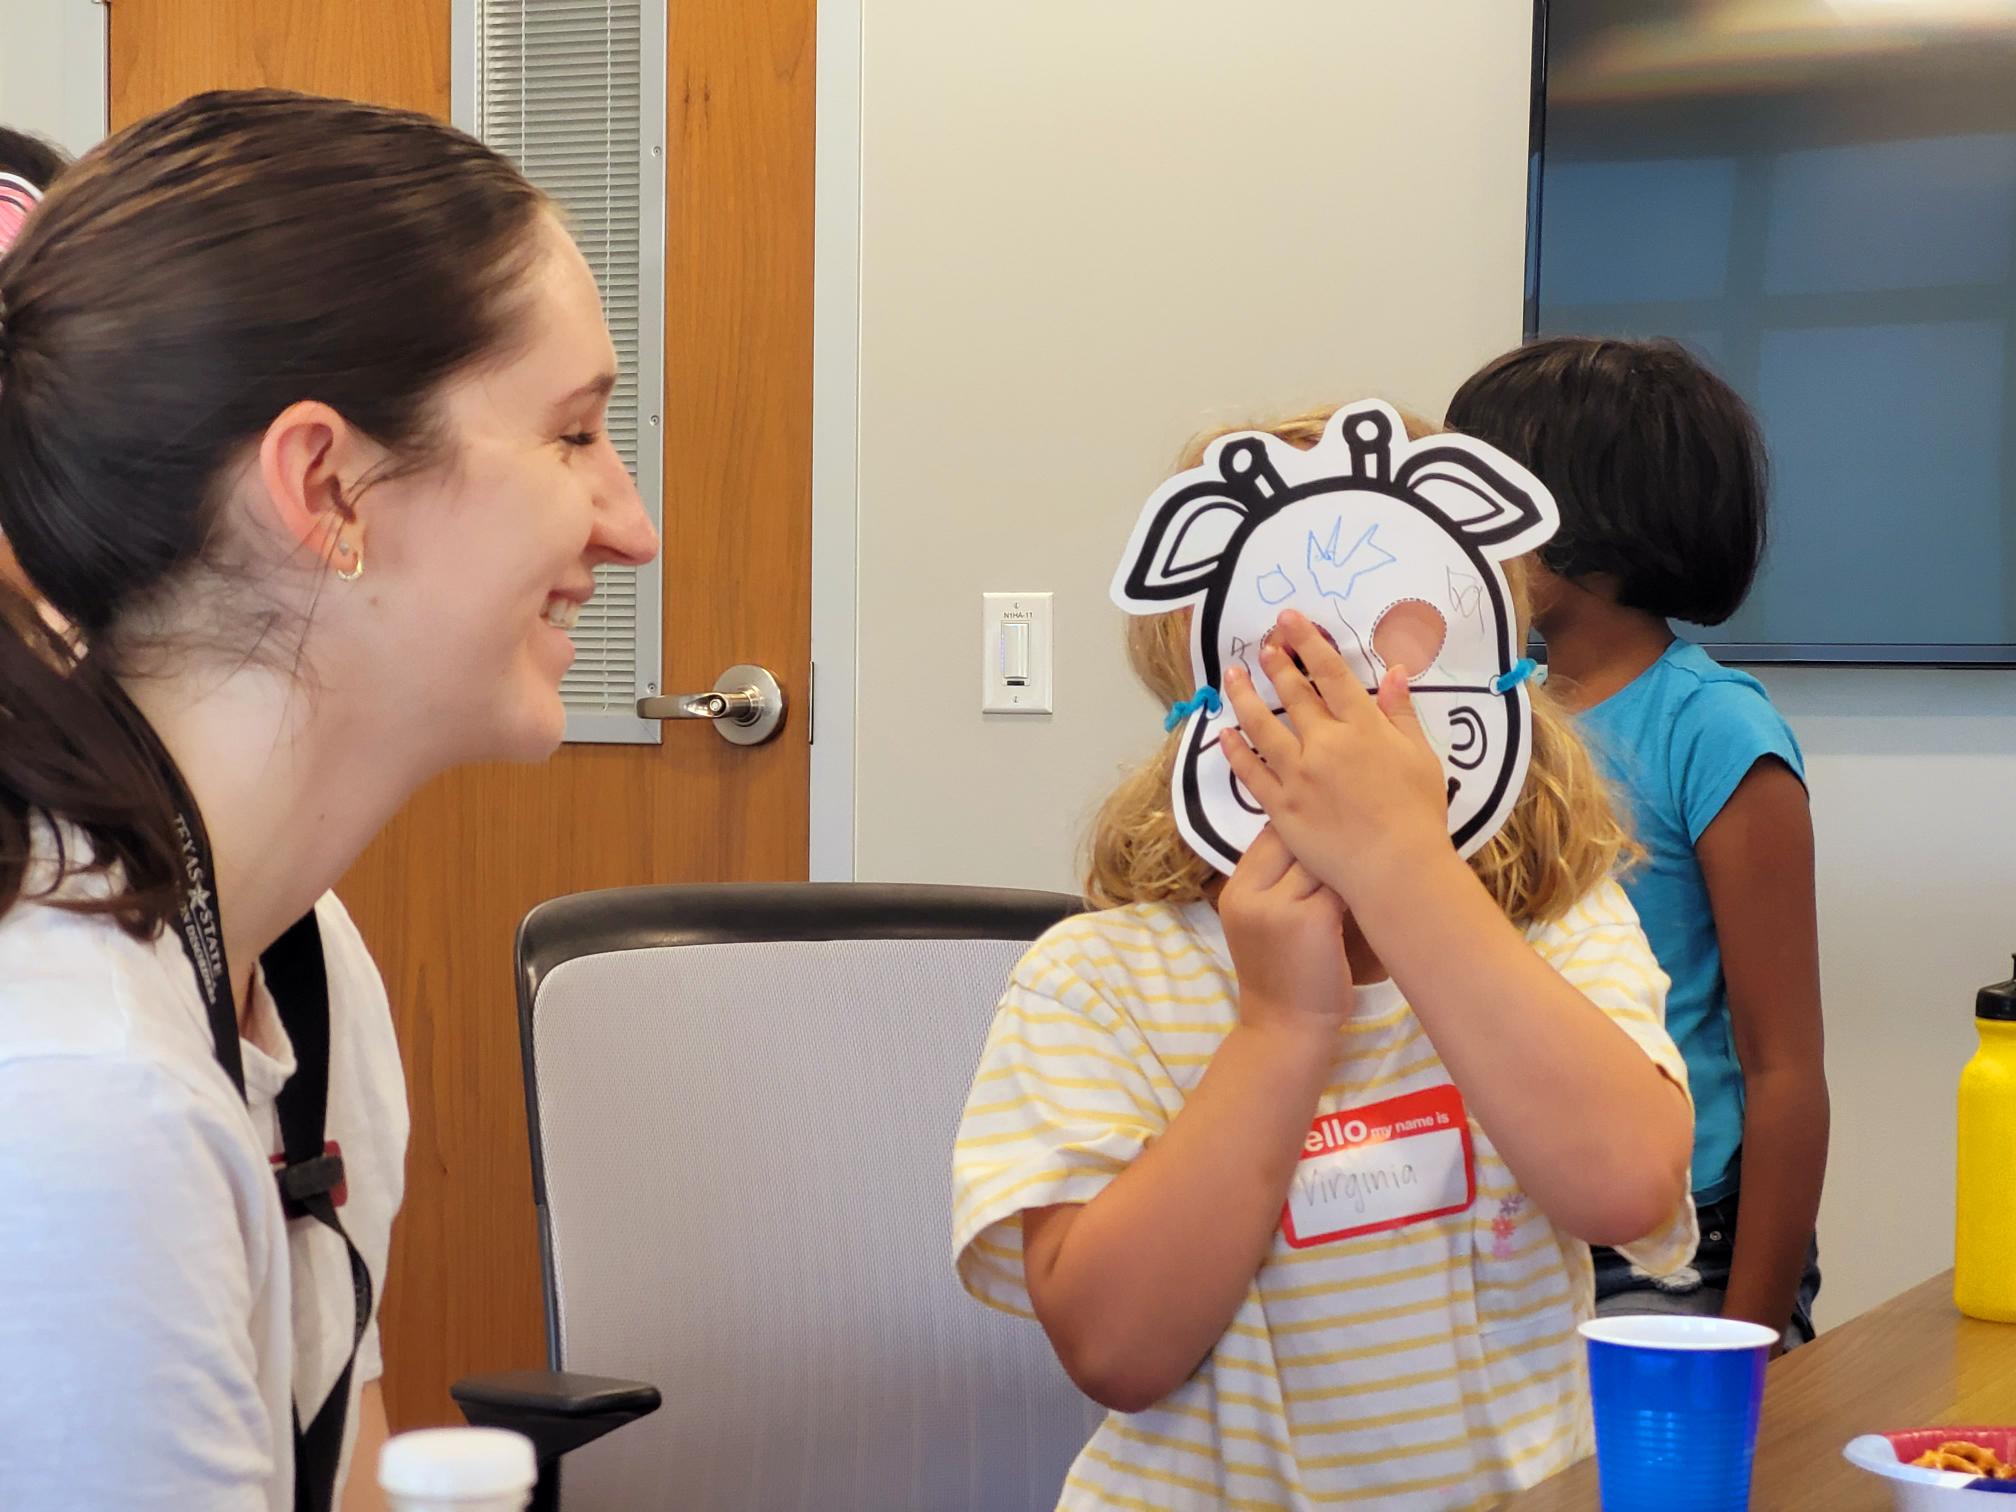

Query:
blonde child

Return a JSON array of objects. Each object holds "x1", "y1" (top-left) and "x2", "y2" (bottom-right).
[{"x1": 952, "y1": 409, "x2": 1696, "y2": 1510}]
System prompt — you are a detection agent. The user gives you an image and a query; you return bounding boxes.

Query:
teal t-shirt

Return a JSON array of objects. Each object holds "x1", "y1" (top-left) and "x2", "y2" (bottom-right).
[{"x1": 1577, "y1": 640, "x2": 1805, "y2": 1202}]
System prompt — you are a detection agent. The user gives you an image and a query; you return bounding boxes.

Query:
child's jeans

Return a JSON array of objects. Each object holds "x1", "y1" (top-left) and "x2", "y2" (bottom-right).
[{"x1": 1591, "y1": 1190, "x2": 1822, "y2": 1350}]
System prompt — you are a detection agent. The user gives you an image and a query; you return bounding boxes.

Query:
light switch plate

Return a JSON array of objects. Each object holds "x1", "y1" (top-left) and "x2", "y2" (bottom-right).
[{"x1": 982, "y1": 592, "x2": 1053, "y2": 714}]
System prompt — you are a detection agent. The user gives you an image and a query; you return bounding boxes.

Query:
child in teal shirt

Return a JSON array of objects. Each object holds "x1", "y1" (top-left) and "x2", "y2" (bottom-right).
[{"x1": 1447, "y1": 337, "x2": 1828, "y2": 1346}]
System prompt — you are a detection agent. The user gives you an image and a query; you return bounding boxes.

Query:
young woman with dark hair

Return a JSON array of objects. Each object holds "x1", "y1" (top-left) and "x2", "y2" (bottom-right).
[{"x1": 0, "y1": 90, "x2": 657, "y2": 1509}]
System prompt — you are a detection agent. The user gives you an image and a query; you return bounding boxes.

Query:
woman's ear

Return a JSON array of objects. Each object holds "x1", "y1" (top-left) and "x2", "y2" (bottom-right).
[{"x1": 255, "y1": 400, "x2": 377, "y2": 566}]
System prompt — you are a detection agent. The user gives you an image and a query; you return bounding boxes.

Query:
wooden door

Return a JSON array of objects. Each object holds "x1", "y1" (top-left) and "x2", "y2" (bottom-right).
[{"x1": 110, "y1": 0, "x2": 815, "y2": 1428}]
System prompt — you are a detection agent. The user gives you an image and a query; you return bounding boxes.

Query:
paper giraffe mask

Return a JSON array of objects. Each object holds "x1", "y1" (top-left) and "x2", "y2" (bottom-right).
[{"x1": 1110, "y1": 400, "x2": 1561, "y2": 876}]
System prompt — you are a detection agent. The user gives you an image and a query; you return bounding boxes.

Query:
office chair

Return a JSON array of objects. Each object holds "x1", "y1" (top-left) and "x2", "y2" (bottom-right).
[{"x1": 453, "y1": 883, "x2": 1103, "y2": 1511}]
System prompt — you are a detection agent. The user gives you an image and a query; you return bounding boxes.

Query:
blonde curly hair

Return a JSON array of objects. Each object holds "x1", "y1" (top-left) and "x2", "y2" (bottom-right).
[{"x1": 1083, "y1": 405, "x2": 1638, "y2": 926}]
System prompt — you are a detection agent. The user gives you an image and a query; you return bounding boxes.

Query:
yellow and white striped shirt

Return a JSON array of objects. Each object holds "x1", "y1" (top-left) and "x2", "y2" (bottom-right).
[{"x1": 952, "y1": 879, "x2": 1696, "y2": 1511}]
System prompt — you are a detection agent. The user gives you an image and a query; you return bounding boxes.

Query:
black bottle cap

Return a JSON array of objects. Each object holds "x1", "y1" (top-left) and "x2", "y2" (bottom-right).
[{"x1": 1980, "y1": 955, "x2": 2016, "y2": 1022}]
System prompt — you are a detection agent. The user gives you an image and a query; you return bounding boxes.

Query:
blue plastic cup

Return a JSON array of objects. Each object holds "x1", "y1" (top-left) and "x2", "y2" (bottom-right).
[{"x1": 1580, "y1": 1314, "x2": 1777, "y2": 1511}]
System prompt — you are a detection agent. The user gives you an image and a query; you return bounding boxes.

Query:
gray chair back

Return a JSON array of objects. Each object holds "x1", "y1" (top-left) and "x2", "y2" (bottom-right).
[{"x1": 516, "y1": 883, "x2": 1103, "y2": 1511}]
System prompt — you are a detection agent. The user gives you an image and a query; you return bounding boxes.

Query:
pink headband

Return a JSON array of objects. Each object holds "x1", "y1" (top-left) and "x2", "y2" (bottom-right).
[{"x1": 0, "y1": 171, "x2": 43, "y2": 256}]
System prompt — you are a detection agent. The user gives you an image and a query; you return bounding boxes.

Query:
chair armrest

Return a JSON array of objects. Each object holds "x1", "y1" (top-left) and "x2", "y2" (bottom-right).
[{"x1": 450, "y1": 1369, "x2": 662, "y2": 1464}]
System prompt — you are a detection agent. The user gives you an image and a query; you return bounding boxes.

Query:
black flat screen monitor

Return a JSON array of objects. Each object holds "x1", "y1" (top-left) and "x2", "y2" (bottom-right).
[{"x1": 1528, "y1": 2, "x2": 2016, "y2": 665}]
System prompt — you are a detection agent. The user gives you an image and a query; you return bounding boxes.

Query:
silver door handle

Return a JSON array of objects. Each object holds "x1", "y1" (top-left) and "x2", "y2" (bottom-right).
[{"x1": 637, "y1": 664, "x2": 785, "y2": 746}]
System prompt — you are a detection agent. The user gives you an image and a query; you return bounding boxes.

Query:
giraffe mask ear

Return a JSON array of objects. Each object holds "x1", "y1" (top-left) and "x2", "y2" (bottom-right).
[
  {"x1": 1109, "y1": 432, "x2": 1297, "y2": 610},
  {"x1": 1393, "y1": 440, "x2": 1557, "y2": 555},
  {"x1": 1110, "y1": 482, "x2": 1251, "y2": 606}
]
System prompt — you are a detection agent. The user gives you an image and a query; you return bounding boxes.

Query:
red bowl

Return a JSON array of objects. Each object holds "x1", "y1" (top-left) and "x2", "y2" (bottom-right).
[{"x1": 1884, "y1": 1430, "x2": 2016, "y2": 1470}]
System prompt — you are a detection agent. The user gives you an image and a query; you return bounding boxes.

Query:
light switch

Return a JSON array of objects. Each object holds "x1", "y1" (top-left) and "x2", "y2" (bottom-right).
[
  {"x1": 983, "y1": 592, "x2": 1053, "y2": 714},
  {"x1": 1000, "y1": 622, "x2": 1031, "y2": 685}
]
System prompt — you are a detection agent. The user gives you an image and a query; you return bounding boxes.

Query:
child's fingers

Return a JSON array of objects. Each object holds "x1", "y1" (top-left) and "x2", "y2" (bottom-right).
[
  {"x1": 1219, "y1": 724, "x2": 1286, "y2": 809},
  {"x1": 1374, "y1": 666, "x2": 1435, "y2": 756},
  {"x1": 1280, "y1": 860, "x2": 1328, "y2": 902},
  {"x1": 1221, "y1": 664, "x2": 1298, "y2": 769},
  {"x1": 1278, "y1": 610, "x2": 1378, "y2": 725},
  {"x1": 1258, "y1": 638, "x2": 1333, "y2": 731},
  {"x1": 1234, "y1": 824, "x2": 1296, "y2": 888}
]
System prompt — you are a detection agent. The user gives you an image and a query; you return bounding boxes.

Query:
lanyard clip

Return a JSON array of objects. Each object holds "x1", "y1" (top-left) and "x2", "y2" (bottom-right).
[{"x1": 272, "y1": 1141, "x2": 348, "y2": 1219}]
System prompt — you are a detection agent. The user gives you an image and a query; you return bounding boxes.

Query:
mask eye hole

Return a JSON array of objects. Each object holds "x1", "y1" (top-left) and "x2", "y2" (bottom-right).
[{"x1": 1370, "y1": 599, "x2": 1448, "y2": 681}]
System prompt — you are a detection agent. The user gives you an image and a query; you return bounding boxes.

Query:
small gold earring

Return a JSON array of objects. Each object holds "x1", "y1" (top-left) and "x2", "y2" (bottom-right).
[{"x1": 335, "y1": 537, "x2": 364, "y2": 583}]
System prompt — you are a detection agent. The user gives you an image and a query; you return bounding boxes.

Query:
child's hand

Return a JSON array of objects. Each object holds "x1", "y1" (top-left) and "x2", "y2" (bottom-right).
[
  {"x1": 1219, "y1": 824, "x2": 1352, "y2": 1036},
  {"x1": 1220, "y1": 609, "x2": 1454, "y2": 907}
]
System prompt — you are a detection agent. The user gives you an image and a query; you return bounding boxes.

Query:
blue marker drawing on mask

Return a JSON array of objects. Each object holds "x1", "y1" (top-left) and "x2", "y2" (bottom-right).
[{"x1": 1307, "y1": 519, "x2": 1395, "y2": 603}]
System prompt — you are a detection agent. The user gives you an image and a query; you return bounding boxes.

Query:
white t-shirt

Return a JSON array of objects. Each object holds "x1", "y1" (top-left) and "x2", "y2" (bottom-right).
[{"x1": 0, "y1": 840, "x2": 409, "y2": 1511}]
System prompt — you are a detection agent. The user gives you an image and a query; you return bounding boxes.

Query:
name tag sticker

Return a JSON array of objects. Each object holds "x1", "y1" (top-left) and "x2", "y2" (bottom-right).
[{"x1": 1282, "y1": 1084, "x2": 1475, "y2": 1248}]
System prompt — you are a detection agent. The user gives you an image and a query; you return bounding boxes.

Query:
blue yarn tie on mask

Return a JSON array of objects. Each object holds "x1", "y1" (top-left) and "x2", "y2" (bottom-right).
[
  {"x1": 1491, "y1": 657, "x2": 1539, "y2": 695},
  {"x1": 1164, "y1": 686, "x2": 1223, "y2": 732}
]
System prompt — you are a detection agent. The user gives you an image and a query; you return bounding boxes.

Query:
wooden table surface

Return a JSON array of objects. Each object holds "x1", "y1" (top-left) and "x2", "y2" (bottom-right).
[{"x1": 1501, "y1": 1273, "x2": 2016, "y2": 1510}]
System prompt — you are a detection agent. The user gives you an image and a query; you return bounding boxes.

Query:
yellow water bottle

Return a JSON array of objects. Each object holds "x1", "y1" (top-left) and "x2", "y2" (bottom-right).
[{"x1": 1956, "y1": 956, "x2": 2016, "y2": 1322}]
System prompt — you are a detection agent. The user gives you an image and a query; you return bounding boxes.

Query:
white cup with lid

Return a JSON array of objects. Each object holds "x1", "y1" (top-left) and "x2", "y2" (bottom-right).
[{"x1": 378, "y1": 1427, "x2": 537, "y2": 1512}]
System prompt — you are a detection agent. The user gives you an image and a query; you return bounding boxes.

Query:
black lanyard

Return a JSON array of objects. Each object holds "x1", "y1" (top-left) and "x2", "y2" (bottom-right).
[{"x1": 130, "y1": 697, "x2": 372, "y2": 1512}]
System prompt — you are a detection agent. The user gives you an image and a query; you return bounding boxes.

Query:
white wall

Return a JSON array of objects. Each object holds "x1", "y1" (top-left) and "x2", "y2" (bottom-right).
[
  {"x1": 851, "y1": 0, "x2": 1536, "y2": 889},
  {"x1": 843, "y1": 0, "x2": 2015, "y2": 1327},
  {"x1": 0, "y1": 0, "x2": 108, "y2": 161},
  {"x1": 1758, "y1": 670, "x2": 2016, "y2": 1326}
]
